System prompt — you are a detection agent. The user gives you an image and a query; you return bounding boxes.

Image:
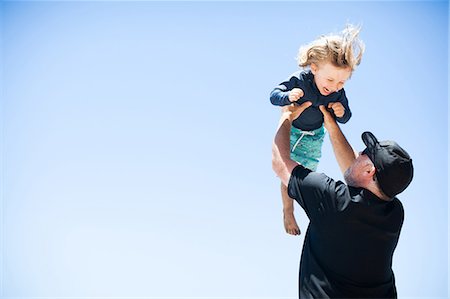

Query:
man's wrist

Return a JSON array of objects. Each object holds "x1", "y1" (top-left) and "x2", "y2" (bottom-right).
[
  {"x1": 325, "y1": 120, "x2": 340, "y2": 136},
  {"x1": 281, "y1": 110, "x2": 294, "y2": 123}
]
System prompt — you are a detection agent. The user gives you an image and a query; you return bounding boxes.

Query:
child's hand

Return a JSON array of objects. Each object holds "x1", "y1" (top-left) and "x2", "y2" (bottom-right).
[
  {"x1": 327, "y1": 102, "x2": 345, "y2": 118},
  {"x1": 288, "y1": 88, "x2": 304, "y2": 102}
]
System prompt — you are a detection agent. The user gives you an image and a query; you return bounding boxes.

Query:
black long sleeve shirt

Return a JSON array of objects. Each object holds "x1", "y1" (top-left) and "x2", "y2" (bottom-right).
[{"x1": 270, "y1": 70, "x2": 352, "y2": 131}]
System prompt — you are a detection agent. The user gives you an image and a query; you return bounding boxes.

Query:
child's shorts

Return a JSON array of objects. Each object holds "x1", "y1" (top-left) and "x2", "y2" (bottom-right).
[{"x1": 290, "y1": 125, "x2": 325, "y2": 171}]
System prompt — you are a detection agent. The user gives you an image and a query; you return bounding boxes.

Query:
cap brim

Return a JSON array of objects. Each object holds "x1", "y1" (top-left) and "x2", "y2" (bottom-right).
[{"x1": 362, "y1": 131, "x2": 379, "y2": 149}]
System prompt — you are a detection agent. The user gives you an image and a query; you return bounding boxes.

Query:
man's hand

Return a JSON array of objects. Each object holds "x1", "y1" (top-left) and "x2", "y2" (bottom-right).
[
  {"x1": 328, "y1": 102, "x2": 345, "y2": 118},
  {"x1": 319, "y1": 105, "x2": 337, "y2": 131},
  {"x1": 288, "y1": 88, "x2": 304, "y2": 103},
  {"x1": 282, "y1": 101, "x2": 312, "y2": 122}
]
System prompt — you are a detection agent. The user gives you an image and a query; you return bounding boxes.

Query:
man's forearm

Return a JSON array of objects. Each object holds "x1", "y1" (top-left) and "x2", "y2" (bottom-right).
[
  {"x1": 272, "y1": 113, "x2": 298, "y2": 186},
  {"x1": 273, "y1": 102, "x2": 312, "y2": 185},
  {"x1": 326, "y1": 120, "x2": 356, "y2": 175}
]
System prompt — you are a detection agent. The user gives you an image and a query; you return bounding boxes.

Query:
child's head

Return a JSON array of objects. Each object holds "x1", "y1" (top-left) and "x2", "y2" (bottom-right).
[{"x1": 297, "y1": 25, "x2": 365, "y2": 96}]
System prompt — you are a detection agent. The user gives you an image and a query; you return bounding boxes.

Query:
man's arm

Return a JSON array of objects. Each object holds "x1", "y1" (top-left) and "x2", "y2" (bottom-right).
[
  {"x1": 319, "y1": 105, "x2": 357, "y2": 175},
  {"x1": 272, "y1": 102, "x2": 312, "y2": 186}
]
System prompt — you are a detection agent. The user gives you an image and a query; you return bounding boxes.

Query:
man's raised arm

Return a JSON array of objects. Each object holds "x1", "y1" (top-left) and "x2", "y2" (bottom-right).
[
  {"x1": 272, "y1": 102, "x2": 312, "y2": 186},
  {"x1": 319, "y1": 105, "x2": 357, "y2": 175}
]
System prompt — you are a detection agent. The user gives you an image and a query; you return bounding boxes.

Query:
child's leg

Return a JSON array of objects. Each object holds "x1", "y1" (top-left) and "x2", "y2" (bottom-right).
[
  {"x1": 280, "y1": 126, "x2": 325, "y2": 236},
  {"x1": 281, "y1": 182, "x2": 300, "y2": 235},
  {"x1": 279, "y1": 127, "x2": 305, "y2": 236}
]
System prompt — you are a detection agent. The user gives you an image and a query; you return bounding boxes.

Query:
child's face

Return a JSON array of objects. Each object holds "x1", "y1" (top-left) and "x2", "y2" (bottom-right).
[{"x1": 311, "y1": 62, "x2": 352, "y2": 96}]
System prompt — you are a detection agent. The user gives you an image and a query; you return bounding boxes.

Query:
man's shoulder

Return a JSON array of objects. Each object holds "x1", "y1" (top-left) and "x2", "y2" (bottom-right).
[
  {"x1": 291, "y1": 165, "x2": 347, "y2": 190},
  {"x1": 290, "y1": 164, "x2": 327, "y2": 183},
  {"x1": 289, "y1": 165, "x2": 353, "y2": 215},
  {"x1": 390, "y1": 197, "x2": 405, "y2": 216},
  {"x1": 290, "y1": 166, "x2": 350, "y2": 199}
]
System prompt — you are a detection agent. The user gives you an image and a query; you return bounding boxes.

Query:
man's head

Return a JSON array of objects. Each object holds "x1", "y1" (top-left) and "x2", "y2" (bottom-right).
[{"x1": 344, "y1": 132, "x2": 414, "y2": 199}]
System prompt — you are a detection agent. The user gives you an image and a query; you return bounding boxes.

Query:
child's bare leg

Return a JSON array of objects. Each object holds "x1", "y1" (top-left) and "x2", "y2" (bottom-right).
[{"x1": 281, "y1": 182, "x2": 301, "y2": 235}]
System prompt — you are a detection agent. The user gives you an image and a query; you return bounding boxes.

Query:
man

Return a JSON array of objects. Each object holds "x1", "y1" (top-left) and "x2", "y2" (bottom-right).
[{"x1": 272, "y1": 102, "x2": 413, "y2": 298}]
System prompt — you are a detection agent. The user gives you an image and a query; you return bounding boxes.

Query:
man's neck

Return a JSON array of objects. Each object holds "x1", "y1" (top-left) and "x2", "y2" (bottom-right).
[{"x1": 365, "y1": 183, "x2": 391, "y2": 201}]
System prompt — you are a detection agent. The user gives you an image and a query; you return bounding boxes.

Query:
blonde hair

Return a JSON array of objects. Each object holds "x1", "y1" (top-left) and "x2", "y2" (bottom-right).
[{"x1": 297, "y1": 25, "x2": 365, "y2": 71}]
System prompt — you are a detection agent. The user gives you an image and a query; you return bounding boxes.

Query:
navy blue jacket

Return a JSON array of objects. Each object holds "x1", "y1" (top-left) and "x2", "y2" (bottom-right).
[{"x1": 270, "y1": 70, "x2": 352, "y2": 131}]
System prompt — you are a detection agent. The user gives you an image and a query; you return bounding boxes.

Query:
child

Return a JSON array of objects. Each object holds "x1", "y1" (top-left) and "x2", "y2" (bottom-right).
[{"x1": 270, "y1": 25, "x2": 365, "y2": 235}]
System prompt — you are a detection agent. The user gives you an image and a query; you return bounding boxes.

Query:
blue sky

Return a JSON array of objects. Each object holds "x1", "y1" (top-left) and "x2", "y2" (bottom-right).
[{"x1": 1, "y1": 1, "x2": 448, "y2": 298}]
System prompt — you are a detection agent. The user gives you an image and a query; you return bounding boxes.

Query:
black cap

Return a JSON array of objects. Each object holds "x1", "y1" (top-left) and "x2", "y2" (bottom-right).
[{"x1": 362, "y1": 131, "x2": 414, "y2": 198}]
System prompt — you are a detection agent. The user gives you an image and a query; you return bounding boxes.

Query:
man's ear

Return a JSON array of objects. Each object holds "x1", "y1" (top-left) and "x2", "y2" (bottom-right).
[{"x1": 366, "y1": 164, "x2": 376, "y2": 177}]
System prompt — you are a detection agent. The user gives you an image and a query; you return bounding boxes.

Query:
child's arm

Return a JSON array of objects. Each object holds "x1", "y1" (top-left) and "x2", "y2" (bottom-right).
[{"x1": 270, "y1": 72, "x2": 306, "y2": 106}]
